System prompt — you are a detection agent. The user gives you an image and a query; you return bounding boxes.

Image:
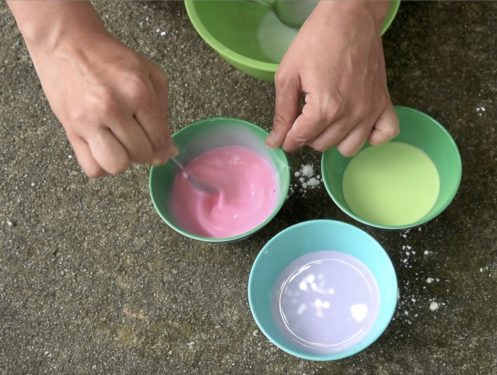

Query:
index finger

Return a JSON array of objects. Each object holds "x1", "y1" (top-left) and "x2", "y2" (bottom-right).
[
  {"x1": 135, "y1": 67, "x2": 176, "y2": 158},
  {"x1": 282, "y1": 91, "x2": 343, "y2": 152}
]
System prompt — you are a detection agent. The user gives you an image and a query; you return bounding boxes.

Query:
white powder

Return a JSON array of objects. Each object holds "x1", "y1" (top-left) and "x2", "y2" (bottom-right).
[
  {"x1": 302, "y1": 164, "x2": 314, "y2": 177},
  {"x1": 476, "y1": 106, "x2": 486, "y2": 116},
  {"x1": 429, "y1": 301, "x2": 440, "y2": 311},
  {"x1": 289, "y1": 163, "x2": 322, "y2": 196},
  {"x1": 307, "y1": 177, "x2": 320, "y2": 187}
]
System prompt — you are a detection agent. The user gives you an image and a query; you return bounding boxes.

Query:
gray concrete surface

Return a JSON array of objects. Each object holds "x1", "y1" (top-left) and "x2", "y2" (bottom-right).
[{"x1": 1, "y1": 1, "x2": 496, "y2": 374}]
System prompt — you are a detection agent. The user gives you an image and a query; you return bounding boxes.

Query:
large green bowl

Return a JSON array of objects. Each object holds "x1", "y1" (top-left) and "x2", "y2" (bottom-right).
[{"x1": 185, "y1": 0, "x2": 401, "y2": 81}]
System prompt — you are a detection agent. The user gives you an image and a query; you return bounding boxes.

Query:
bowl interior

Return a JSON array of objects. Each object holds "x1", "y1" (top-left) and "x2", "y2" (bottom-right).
[
  {"x1": 321, "y1": 106, "x2": 462, "y2": 229},
  {"x1": 185, "y1": 0, "x2": 401, "y2": 70},
  {"x1": 248, "y1": 220, "x2": 398, "y2": 360},
  {"x1": 149, "y1": 117, "x2": 290, "y2": 242}
]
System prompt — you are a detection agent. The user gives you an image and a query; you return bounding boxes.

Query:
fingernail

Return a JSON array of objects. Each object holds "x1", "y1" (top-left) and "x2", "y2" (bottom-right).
[
  {"x1": 266, "y1": 131, "x2": 278, "y2": 147},
  {"x1": 152, "y1": 158, "x2": 163, "y2": 166},
  {"x1": 170, "y1": 144, "x2": 179, "y2": 157}
]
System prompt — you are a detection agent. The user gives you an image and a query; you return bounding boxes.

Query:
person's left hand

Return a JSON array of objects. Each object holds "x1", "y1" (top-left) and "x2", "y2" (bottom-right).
[{"x1": 266, "y1": 0, "x2": 399, "y2": 156}]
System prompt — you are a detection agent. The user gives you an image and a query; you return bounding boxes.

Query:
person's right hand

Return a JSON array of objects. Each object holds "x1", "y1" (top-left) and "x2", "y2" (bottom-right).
[{"x1": 29, "y1": 29, "x2": 177, "y2": 178}]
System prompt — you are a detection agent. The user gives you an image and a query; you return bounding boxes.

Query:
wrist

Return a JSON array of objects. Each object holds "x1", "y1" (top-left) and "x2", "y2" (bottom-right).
[
  {"x1": 7, "y1": 1, "x2": 107, "y2": 56},
  {"x1": 316, "y1": 0, "x2": 391, "y2": 32}
]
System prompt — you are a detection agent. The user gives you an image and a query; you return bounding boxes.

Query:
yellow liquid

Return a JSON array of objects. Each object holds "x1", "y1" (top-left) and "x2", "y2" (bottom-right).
[{"x1": 342, "y1": 142, "x2": 440, "y2": 226}]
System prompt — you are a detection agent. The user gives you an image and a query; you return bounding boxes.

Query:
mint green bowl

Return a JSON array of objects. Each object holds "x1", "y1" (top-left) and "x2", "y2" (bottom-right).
[
  {"x1": 321, "y1": 106, "x2": 462, "y2": 230},
  {"x1": 185, "y1": 0, "x2": 401, "y2": 81},
  {"x1": 248, "y1": 220, "x2": 398, "y2": 360},
  {"x1": 149, "y1": 117, "x2": 290, "y2": 243}
]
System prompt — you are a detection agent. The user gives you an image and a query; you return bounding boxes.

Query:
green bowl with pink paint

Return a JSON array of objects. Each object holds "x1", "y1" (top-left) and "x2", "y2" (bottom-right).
[
  {"x1": 321, "y1": 106, "x2": 462, "y2": 230},
  {"x1": 149, "y1": 117, "x2": 290, "y2": 242},
  {"x1": 184, "y1": 0, "x2": 401, "y2": 81}
]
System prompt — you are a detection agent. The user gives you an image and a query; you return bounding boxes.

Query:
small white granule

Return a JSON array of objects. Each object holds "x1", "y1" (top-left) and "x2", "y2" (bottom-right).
[
  {"x1": 301, "y1": 164, "x2": 314, "y2": 177},
  {"x1": 429, "y1": 301, "x2": 440, "y2": 311},
  {"x1": 291, "y1": 163, "x2": 321, "y2": 194},
  {"x1": 426, "y1": 277, "x2": 434, "y2": 284},
  {"x1": 307, "y1": 177, "x2": 320, "y2": 187}
]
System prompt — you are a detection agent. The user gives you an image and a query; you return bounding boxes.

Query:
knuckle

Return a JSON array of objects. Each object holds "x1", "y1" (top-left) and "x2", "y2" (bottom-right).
[
  {"x1": 273, "y1": 110, "x2": 289, "y2": 127},
  {"x1": 274, "y1": 69, "x2": 288, "y2": 87},
  {"x1": 68, "y1": 108, "x2": 87, "y2": 124},
  {"x1": 274, "y1": 69, "x2": 291, "y2": 89},
  {"x1": 94, "y1": 88, "x2": 119, "y2": 118},
  {"x1": 289, "y1": 129, "x2": 311, "y2": 146},
  {"x1": 352, "y1": 103, "x2": 368, "y2": 120},
  {"x1": 385, "y1": 123, "x2": 400, "y2": 138},
  {"x1": 126, "y1": 73, "x2": 150, "y2": 106},
  {"x1": 319, "y1": 93, "x2": 342, "y2": 123}
]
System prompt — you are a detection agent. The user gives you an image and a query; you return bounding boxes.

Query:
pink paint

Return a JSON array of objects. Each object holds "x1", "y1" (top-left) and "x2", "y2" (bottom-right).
[{"x1": 171, "y1": 145, "x2": 278, "y2": 238}]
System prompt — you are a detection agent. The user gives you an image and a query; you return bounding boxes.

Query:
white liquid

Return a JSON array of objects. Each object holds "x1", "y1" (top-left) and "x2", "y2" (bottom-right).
[{"x1": 271, "y1": 251, "x2": 380, "y2": 354}]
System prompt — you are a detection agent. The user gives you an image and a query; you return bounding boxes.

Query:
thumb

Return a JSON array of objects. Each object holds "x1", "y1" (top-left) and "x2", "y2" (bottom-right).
[{"x1": 266, "y1": 70, "x2": 300, "y2": 148}]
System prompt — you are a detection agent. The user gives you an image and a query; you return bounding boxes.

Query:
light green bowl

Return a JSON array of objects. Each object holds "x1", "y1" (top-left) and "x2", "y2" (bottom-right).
[
  {"x1": 185, "y1": 0, "x2": 401, "y2": 81},
  {"x1": 149, "y1": 117, "x2": 290, "y2": 242},
  {"x1": 321, "y1": 106, "x2": 462, "y2": 230}
]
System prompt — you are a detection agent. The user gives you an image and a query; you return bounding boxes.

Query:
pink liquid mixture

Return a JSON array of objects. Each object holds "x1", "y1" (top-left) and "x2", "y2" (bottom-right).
[{"x1": 170, "y1": 145, "x2": 278, "y2": 238}]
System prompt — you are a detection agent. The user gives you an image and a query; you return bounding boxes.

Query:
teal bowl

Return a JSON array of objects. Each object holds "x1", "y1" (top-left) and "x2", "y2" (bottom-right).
[
  {"x1": 185, "y1": 0, "x2": 401, "y2": 81},
  {"x1": 149, "y1": 117, "x2": 290, "y2": 243},
  {"x1": 248, "y1": 220, "x2": 398, "y2": 360}
]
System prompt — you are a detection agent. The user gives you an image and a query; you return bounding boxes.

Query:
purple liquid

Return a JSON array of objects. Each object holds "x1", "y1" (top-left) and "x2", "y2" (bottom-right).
[{"x1": 271, "y1": 251, "x2": 380, "y2": 354}]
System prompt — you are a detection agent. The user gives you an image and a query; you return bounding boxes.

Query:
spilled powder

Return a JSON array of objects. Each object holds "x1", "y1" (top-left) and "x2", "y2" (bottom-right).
[
  {"x1": 429, "y1": 302, "x2": 440, "y2": 311},
  {"x1": 393, "y1": 227, "x2": 447, "y2": 333},
  {"x1": 288, "y1": 163, "x2": 322, "y2": 196}
]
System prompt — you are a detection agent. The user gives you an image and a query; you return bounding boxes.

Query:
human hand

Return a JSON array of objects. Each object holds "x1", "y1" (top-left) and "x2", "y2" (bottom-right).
[
  {"x1": 31, "y1": 32, "x2": 176, "y2": 177},
  {"x1": 266, "y1": 0, "x2": 399, "y2": 156},
  {"x1": 8, "y1": 0, "x2": 176, "y2": 177}
]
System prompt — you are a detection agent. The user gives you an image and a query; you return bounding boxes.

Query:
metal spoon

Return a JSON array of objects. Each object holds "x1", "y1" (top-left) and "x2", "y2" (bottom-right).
[{"x1": 170, "y1": 156, "x2": 218, "y2": 195}]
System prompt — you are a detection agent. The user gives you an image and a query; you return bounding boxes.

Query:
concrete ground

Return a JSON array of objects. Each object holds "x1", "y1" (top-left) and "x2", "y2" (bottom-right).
[{"x1": 1, "y1": 1, "x2": 496, "y2": 374}]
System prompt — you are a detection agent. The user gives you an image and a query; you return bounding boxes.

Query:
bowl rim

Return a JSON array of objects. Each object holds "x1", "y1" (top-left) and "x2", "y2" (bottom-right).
[
  {"x1": 149, "y1": 117, "x2": 290, "y2": 243},
  {"x1": 320, "y1": 105, "x2": 463, "y2": 230},
  {"x1": 247, "y1": 219, "x2": 398, "y2": 361},
  {"x1": 184, "y1": 0, "x2": 401, "y2": 74}
]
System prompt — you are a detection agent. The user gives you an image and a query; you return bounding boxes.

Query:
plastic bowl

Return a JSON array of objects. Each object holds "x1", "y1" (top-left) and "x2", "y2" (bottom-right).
[
  {"x1": 248, "y1": 220, "x2": 398, "y2": 360},
  {"x1": 321, "y1": 106, "x2": 462, "y2": 229},
  {"x1": 149, "y1": 117, "x2": 290, "y2": 242},
  {"x1": 185, "y1": 0, "x2": 401, "y2": 81}
]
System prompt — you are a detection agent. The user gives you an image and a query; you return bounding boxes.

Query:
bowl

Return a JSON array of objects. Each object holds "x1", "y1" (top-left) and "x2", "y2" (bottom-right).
[
  {"x1": 184, "y1": 0, "x2": 401, "y2": 81},
  {"x1": 248, "y1": 220, "x2": 398, "y2": 361},
  {"x1": 321, "y1": 106, "x2": 462, "y2": 229},
  {"x1": 149, "y1": 117, "x2": 290, "y2": 242}
]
